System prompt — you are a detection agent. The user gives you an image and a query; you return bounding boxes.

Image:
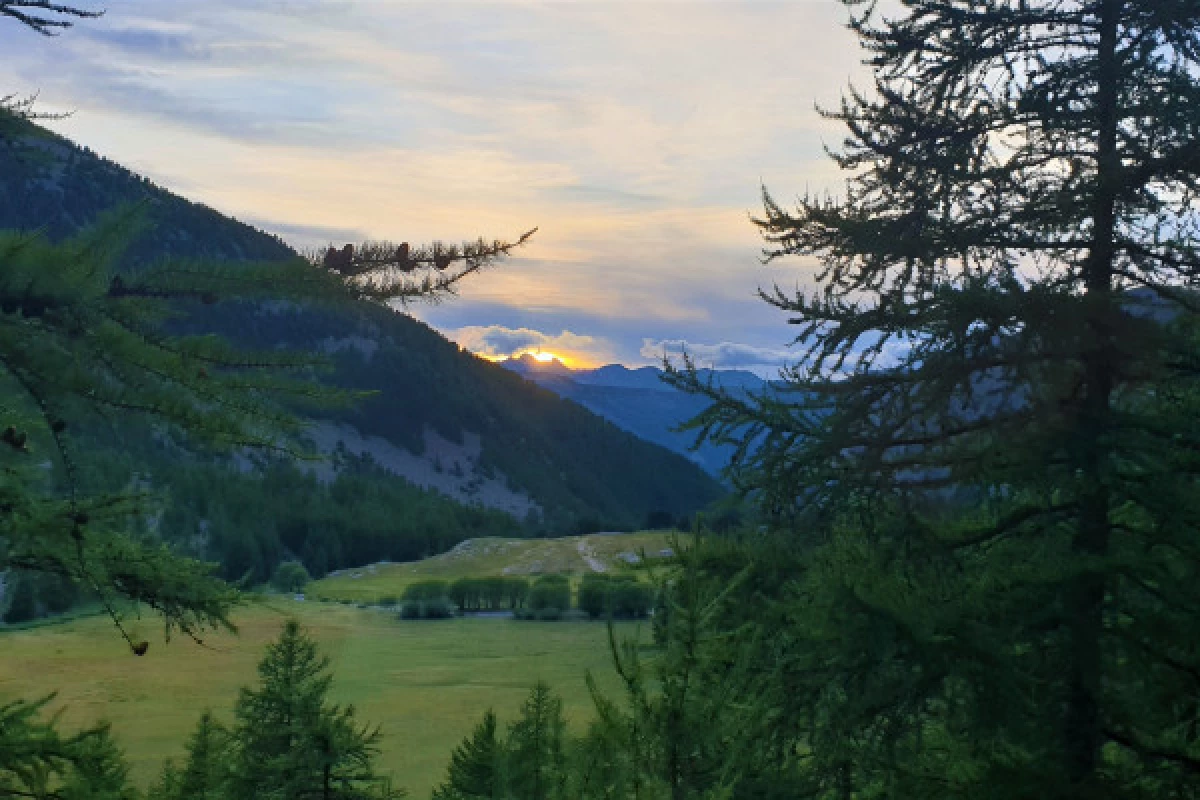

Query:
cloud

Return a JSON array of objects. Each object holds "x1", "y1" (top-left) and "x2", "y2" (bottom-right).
[
  {"x1": 449, "y1": 325, "x2": 616, "y2": 367},
  {"x1": 641, "y1": 338, "x2": 796, "y2": 371},
  {"x1": 242, "y1": 216, "x2": 368, "y2": 249},
  {"x1": 0, "y1": 0, "x2": 866, "y2": 372}
]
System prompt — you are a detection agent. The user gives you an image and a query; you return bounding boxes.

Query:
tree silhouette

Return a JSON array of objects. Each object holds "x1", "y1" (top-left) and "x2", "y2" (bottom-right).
[
  {"x1": 670, "y1": 0, "x2": 1200, "y2": 795},
  {"x1": 0, "y1": 1, "x2": 101, "y2": 36}
]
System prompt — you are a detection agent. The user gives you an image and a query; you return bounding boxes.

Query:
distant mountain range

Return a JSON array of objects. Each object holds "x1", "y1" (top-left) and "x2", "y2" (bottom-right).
[
  {"x1": 502, "y1": 354, "x2": 768, "y2": 477},
  {"x1": 0, "y1": 114, "x2": 725, "y2": 536}
]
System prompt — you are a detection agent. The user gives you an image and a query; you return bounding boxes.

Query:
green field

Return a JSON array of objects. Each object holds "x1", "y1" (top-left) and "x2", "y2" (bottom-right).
[
  {"x1": 0, "y1": 599, "x2": 647, "y2": 798},
  {"x1": 311, "y1": 531, "x2": 688, "y2": 603}
]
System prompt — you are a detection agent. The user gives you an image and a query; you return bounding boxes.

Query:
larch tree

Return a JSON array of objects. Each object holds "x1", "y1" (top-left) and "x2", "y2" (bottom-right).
[
  {"x1": 432, "y1": 709, "x2": 501, "y2": 800},
  {"x1": 503, "y1": 682, "x2": 568, "y2": 800},
  {"x1": 668, "y1": 0, "x2": 1200, "y2": 796},
  {"x1": 227, "y1": 620, "x2": 401, "y2": 800},
  {"x1": 148, "y1": 711, "x2": 231, "y2": 800}
]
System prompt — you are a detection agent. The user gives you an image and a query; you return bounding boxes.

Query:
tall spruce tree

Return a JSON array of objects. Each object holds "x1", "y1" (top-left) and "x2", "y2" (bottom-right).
[
  {"x1": 668, "y1": 0, "x2": 1200, "y2": 796},
  {"x1": 227, "y1": 619, "x2": 401, "y2": 800}
]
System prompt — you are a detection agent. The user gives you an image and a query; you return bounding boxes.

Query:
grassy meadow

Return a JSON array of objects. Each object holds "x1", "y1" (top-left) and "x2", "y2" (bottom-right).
[
  {"x1": 0, "y1": 598, "x2": 647, "y2": 797},
  {"x1": 311, "y1": 531, "x2": 688, "y2": 603}
]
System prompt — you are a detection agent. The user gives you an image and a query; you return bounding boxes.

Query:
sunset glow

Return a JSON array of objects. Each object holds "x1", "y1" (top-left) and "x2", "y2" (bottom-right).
[{"x1": 0, "y1": 1, "x2": 863, "y2": 375}]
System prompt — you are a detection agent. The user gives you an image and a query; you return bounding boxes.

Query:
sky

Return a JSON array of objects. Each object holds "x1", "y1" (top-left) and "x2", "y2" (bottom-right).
[{"x1": 1, "y1": 0, "x2": 868, "y2": 373}]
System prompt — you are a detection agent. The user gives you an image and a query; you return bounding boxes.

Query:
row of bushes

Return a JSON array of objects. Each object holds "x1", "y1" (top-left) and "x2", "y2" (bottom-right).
[
  {"x1": 390, "y1": 573, "x2": 655, "y2": 620},
  {"x1": 577, "y1": 574, "x2": 655, "y2": 619},
  {"x1": 449, "y1": 576, "x2": 531, "y2": 611}
]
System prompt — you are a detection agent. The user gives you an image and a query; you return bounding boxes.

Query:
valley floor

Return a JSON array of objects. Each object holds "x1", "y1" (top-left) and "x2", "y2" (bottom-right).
[{"x1": 0, "y1": 599, "x2": 644, "y2": 797}]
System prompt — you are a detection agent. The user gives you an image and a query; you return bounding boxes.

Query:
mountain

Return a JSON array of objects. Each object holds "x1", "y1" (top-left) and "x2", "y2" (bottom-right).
[
  {"x1": 502, "y1": 354, "x2": 769, "y2": 477},
  {"x1": 0, "y1": 114, "x2": 724, "y2": 544}
]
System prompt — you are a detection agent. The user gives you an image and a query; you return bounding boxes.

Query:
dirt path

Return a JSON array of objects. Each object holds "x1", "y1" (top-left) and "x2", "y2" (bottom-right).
[{"x1": 576, "y1": 538, "x2": 608, "y2": 573}]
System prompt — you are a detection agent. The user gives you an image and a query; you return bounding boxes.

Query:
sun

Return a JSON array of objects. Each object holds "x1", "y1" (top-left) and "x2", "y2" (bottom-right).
[
  {"x1": 480, "y1": 348, "x2": 585, "y2": 369},
  {"x1": 522, "y1": 349, "x2": 577, "y2": 367}
]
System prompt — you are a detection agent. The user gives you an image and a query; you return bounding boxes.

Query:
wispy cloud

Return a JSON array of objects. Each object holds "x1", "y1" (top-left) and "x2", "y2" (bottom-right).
[
  {"x1": 0, "y1": 0, "x2": 865, "y2": 368},
  {"x1": 641, "y1": 338, "x2": 795, "y2": 372}
]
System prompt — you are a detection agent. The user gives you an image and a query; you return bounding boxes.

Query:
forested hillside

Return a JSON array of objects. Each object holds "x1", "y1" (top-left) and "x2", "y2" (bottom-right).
[{"x1": 0, "y1": 114, "x2": 722, "y2": 605}]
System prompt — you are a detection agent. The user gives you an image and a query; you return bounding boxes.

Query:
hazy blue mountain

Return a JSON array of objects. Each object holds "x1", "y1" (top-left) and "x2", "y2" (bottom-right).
[{"x1": 502, "y1": 355, "x2": 769, "y2": 477}]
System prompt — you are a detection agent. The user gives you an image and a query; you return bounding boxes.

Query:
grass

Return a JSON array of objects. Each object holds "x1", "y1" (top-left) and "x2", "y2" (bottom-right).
[
  {"x1": 0, "y1": 598, "x2": 647, "y2": 798},
  {"x1": 311, "y1": 530, "x2": 688, "y2": 603}
]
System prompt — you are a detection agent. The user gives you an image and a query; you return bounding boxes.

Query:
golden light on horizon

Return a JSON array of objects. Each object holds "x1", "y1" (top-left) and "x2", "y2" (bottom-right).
[{"x1": 476, "y1": 348, "x2": 592, "y2": 369}]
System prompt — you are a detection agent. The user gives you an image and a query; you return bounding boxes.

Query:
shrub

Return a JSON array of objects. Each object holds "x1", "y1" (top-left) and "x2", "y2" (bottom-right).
[
  {"x1": 578, "y1": 573, "x2": 653, "y2": 618},
  {"x1": 611, "y1": 580, "x2": 653, "y2": 618},
  {"x1": 448, "y1": 577, "x2": 479, "y2": 611},
  {"x1": 399, "y1": 597, "x2": 455, "y2": 619},
  {"x1": 577, "y1": 574, "x2": 611, "y2": 618},
  {"x1": 402, "y1": 580, "x2": 450, "y2": 604},
  {"x1": 377, "y1": 595, "x2": 399, "y2": 607},
  {"x1": 534, "y1": 607, "x2": 562, "y2": 621},
  {"x1": 479, "y1": 576, "x2": 507, "y2": 610},
  {"x1": 450, "y1": 576, "x2": 530, "y2": 611},
  {"x1": 528, "y1": 574, "x2": 570, "y2": 613},
  {"x1": 270, "y1": 560, "x2": 312, "y2": 593},
  {"x1": 504, "y1": 577, "x2": 530, "y2": 610},
  {"x1": 422, "y1": 597, "x2": 455, "y2": 619}
]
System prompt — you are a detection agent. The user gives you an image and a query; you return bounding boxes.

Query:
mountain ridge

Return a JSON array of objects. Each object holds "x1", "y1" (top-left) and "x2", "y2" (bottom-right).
[
  {"x1": 0, "y1": 113, "x2": 724, "y2": 537},
  {"x1": 500, "y1": 355, "x2": 769, "y2": 477}
]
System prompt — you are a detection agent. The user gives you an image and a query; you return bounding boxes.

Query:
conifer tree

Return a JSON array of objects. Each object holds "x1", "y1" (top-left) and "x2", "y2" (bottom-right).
[
  {"x1": 56, "y1": 725, "x2": 138, "y2": 800},
  {"x1": 432, "y1": 709, "x2": 501, "y2": 800},
  {"x1": 0, "y1": 704, "x2": 137, "y2": 800},
  {"x1": 578, "y1": 545, "x2": 752, "y2": 800},
  {"x1": 503, "y1": 682, "x2": 567, "y2": 800},
  {"x1": 150, "y1": 711, "x2": 230, "y2": 800},
  {"x1": 227, "y1": 619, "x2": 401, "y2": 800},
  {"x1": 669, "y1": 0, "x2": 1200, "y2": 796}
]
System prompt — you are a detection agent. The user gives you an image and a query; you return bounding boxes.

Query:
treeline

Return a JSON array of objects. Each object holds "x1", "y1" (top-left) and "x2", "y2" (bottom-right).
[
  {"x1": 1, "y1": 426, "x2": 527, "y2": 623},
  {"x1": 156, "y1": 458, "x2": 522, "y2": 584},
  {"x1": 142, "y1": 622, "x2": 605, "y2": 800},
  {"x1": 389, "y1": 573, "x2": 654, "y2": 622},
  {"x1": 217, "y1": 299, "x2": 725, "y2": 534}
]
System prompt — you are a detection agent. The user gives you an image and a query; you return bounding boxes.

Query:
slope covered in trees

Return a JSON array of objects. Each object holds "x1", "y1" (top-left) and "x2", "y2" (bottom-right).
[{"x1": 0, "y1": 114, "x2": 724, "y2": 556}]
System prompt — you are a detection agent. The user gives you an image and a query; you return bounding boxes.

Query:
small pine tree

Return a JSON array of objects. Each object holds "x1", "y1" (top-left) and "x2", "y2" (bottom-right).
[
  {"x1": 228, "y1": 619, "x2": 401, "y2": 800},
  {"x1": 57, "y1": 725, "x2": 138, "y2": 800},
  {"x1": 432, "y1": 709, "x2": 501, "y2": 800},
  {"x1": 170, "y1": 711, "x2": 229, "y2": 800},
  {"x1": 504, "y1": 682, "x2": 567, "y2": 800}
]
